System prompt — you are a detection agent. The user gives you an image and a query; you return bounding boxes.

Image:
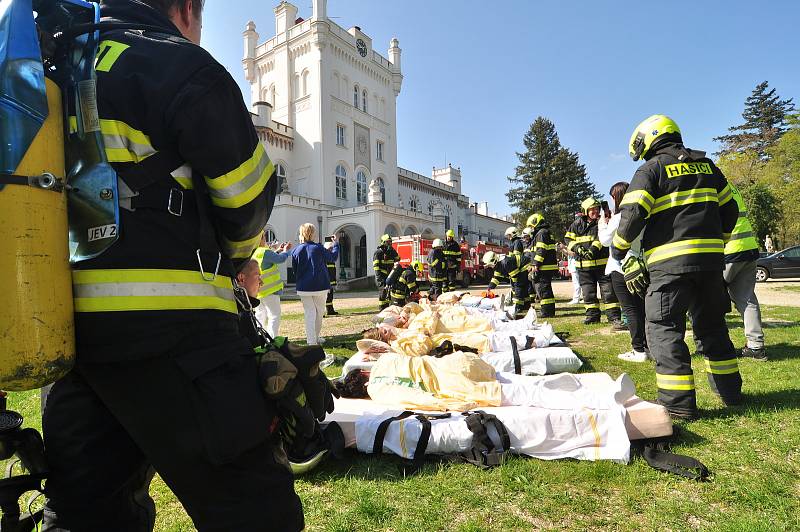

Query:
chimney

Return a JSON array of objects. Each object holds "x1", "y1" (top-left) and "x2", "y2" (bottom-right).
[
  {"x1": 312, "y1": 0, "x2": 326, "y2": 20},
  {"x1": 275, "y1": 2, "x2": 298, "y2": 36},
  {"x1": 252, "y1": 101, "x2": 273, "y2": 129},
  {"x1": 242, "y1": 21, "x2": 258, "y2": 82},
  {"x1": 388, "y1": 37, "x2": 401, "y2": 72}
]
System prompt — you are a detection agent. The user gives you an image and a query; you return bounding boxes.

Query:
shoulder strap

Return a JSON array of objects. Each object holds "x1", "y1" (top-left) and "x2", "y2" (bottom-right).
[
  {"x1": 116, "y1": 150, "x2": 185, "y2": 193},
  {"x1": 460, "y1": 411, "x2": 511, "y2": 468}
]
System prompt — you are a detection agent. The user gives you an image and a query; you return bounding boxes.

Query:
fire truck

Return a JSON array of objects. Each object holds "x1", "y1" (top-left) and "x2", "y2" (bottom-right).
[{"x1": 391, "y1": 236, "x2": 509, "y2": 287}]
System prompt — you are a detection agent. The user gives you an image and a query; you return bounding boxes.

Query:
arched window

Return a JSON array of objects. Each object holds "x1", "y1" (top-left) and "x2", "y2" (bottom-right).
[
  {"x1": 428, "y1": 200, "x2": 435, "y2": 215},
  {"x1": 376, "y1": 177, "x2": 386, "y2": 203},
  {"x1": 275, "y1": 163, "x2": 287, "y2": 193},
  {"x1": 332, "y1": 72, "x2": 340, "y2": 98},
  {"x1": 356, "y1": 169, "x2": 368, "y2": 204},
  {"x1": 338, "y1": 232, "x2": 351, "y2": 268},
  {"x1": 293, "y1": 74, "x2": 300, "y2": 100},
  {"x1": 301, "y1": 70, "x2": 309, "y2": 96},
  {"x1": 409, "y1": 194, "x2": 418, "y2": 212},
  {"x1": 264, "y1": 228, "x2": 277, "y2": 242},
  {"x1": 444, "y1": 205, "x2": 452, "y2": 230},
  {"x1": 353, "y1": 84, "x2": 359, "y2": 108},
  {"x1": 335, "y1": 164, "x2": 347, "y2": 200},
  {"x1": 362, "y1": 89, "x2": 368, "y2": 112}
]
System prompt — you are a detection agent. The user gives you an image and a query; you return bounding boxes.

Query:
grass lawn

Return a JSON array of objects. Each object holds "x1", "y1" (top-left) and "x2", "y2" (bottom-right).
[{"x1": 3, "y1": 303, "x2": 799, "y2": 531}]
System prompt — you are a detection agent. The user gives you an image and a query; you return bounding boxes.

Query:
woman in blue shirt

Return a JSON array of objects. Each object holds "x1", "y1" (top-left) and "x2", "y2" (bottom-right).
[{"x1": 291, "y1": 223, "x2": 339, "y2": 345}]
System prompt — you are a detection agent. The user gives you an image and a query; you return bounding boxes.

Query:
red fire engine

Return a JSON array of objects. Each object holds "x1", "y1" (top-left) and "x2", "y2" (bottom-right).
[{"x1": 391, "y1": 235, "x2": 509, "y2": 287}]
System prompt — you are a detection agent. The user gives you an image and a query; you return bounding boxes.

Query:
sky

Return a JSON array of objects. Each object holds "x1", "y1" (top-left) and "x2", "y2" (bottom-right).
[{"x1": 201, "y1": 0, "x2": 800, "y2": 217}]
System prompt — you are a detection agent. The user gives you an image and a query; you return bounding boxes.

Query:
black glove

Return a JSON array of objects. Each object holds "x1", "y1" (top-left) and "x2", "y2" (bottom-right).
[
  {"x1": 257, "y1": 351, "x2": 317, "y2": 440},
  {"x1": 622, "y1": 256, "x2": 649, "y2": 299},
  {"x1": 274, "y1": 340, "x2": 336, "y2": 422}
]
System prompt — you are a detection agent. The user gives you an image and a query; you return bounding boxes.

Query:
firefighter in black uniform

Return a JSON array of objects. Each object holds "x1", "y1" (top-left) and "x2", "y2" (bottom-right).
[
  {"x1": 427, "y1": 238, "x2": 448, "y2": 300},
  {"x1": 527, "y1": 213, "x2": 558, "y2": 318},
  {"x1": 506, "y1": 226, "x2": 525, "y2": 256},
  {"x1": 612, "y1": 114, "x2": 741, "y2": 420},
  {"x1": 484, "y1": 251, "x2": 531, "y2": 319},
  {"x1": 443, "y1": 229, "x2": 462, "y2": 292},
  {"x1": 40, "y1": 1, "x2": 304, "y2": 530},
  {"x1": 324, "y1": 241, "x2": 338, "y2": 316},
  {"x1": 565, "y1": 198, "x2": 623, "y2": 326},
  {"x1": 373, "y1": 234, "x2": 399, "y2": 309},
  {"x1": 387, "y1": 261, "x2": 423, "y2": 306}
]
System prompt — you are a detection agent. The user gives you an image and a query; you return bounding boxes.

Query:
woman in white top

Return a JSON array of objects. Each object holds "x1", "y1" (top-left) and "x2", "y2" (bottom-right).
[{"x1": 598, "y1": 182, "x2": 650, "y2": 363}]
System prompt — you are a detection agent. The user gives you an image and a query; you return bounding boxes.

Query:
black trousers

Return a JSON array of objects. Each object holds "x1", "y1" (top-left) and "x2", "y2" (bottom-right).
[
  {"x1": 533, "y1": 271, "x2": 556, "y2": 317},
  {"x1": 610, "y1": 271, "x2": 647, "y2": 352},
  {"x1": 646, "y1": 270, "x2": 742, "y2": 414},
  {"x1": 511, "y1": 280, "x2": 531, "y2": 319},
  {"x1": 42, "y1": 340, "x2": 304, "y2": 532},
  {"x1": 326, "y1": 287, "x2": 335, "y2": 313},
  {"x1": 429, "y1": 277, "x2": 446, "y2": 300},
  {"x1": 577, "y1": 267, "x2": 621, "y2": 322},
  {"x1": 446, "y1": 268, "x2": 458, "y2": 292},
  {"x1": 376, "y1": 273, "x2": 389, "y2": 308}
]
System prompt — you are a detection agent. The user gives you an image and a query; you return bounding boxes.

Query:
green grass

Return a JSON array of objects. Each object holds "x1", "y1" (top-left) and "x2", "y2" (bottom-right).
[{"x1": 3, "y1": 303, "x2": 799, "y2": 531}]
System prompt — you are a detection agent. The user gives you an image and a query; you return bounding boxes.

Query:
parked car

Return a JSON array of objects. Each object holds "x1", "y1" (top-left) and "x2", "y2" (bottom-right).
[{"x1": 755, "y1": 246, "x2": 800, "y2": 282}]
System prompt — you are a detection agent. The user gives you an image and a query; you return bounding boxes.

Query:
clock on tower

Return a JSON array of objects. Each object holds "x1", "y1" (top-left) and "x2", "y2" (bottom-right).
[{"x1": 356, "y1": 38, "x2": 368, "y2": 57}]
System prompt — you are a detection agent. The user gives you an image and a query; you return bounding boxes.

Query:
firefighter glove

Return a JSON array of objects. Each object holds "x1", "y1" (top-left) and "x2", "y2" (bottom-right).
[{"x1": 622, "y1": 256, "x2": 649, "y2": 298}]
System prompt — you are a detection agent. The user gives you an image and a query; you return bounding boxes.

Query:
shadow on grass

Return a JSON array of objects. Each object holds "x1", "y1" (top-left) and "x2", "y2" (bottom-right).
[
  {"x1": 759, "y1": 342, "x2": 800, "y2": 361},
  {"x1": 302, "y1": 449, "x2": 449, "y2": 482},
  {"x1": 725, "y1": 318, "x2": 800, "y2": 330},
  {"x1": 696, "y1": 387, "x2": 800, "y2": 421}
]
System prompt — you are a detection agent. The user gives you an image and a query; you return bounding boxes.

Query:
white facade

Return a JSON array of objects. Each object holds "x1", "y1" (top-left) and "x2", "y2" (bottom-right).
[{"x1": 243, "y1": 0, "x2": 512, "y2": 281}]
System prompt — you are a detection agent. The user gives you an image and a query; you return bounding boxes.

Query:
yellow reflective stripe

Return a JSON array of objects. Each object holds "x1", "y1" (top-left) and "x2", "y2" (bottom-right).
[
  {"x1": 650, "y1": 188, "x2": 719, "y2": 215},
  {"x1": 602, "y1": 302, "x2": 621, "y2": 310},
  {"x1": 535, "y1": 242, "x2": 556, "y2": 250},
  {"x1": 99, "y1": 119, "x2": 156, "y2": 163},
  {"x1": 540, "y1": 298, "x2": 556, "y2": 304},
  {"x1": 223, "y1": 232, "x2": 264, "y2": 259},
  {"x1": 620, "y1": 189, "x2": 655, "y2": 213},
  {"x1": 566, "y1": 241, "x2": 578, "y2": 251},
  {"x1": 591, "y1": 240, "x2": 603, "y2": 249},
  {"x1": 717, "y1": 184, "x2": 733, "y2": 206},
  {"x1": 564, "y1": 232, "x2": 576, "y2": 239},
  {"x1": 540, "y1": 264, "x2": 558, "y2": 271},
  {"x1": 206, "y1": 143, "x2": 274, "y2": 208},
  {"x1": 578, "y1": 258, "x2": 608, "y2": 268},
  {"x1": 656, "y1": 373, "x2": 695, "y2": 391},
  {"x1": 171, "y1": 164, "x2": 194, "y2": 190},
  {"x1": 645, "y1": 238, "x2": 724, "y2": 265},
  {"x1": 705, "y1": 358, "x2": 739, "y2": 375},
  {"x1": 533, "y1": 254, "x2": 545, "y2": 263},
  {"x1": 95, "y1": 40, "x2": 130, "y2": 72},
  {"x1": 72, "y1": 269, "x2": 236, "y2": 313},
  {"x1": 573, "y1": 235, "x2": 593, "y2": 243},
  {"x1": 584, "y1": 303, "x2": 599, "y2": 310},
  {"x1": 613, "y1": 232, "x2": 631, "y2": 250}
]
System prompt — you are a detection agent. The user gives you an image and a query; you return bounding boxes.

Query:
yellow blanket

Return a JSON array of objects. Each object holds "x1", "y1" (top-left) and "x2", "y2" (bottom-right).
[{"x1": 368, "y1": 352, "x2": 502, "y2": 411}]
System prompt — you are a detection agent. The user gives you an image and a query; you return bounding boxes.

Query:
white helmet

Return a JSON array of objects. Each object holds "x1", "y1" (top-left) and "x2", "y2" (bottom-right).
[
  {"x1": 482, "y1": 250, "x2": 498, "y2": 266},
  {"x1": 522, "y1": 227, "x2": 534, "y2": 237},
  {"x1": 504, "y1": 227, "x2": 519, "y2": 239},
  {"x1": 432, "y1": 238, "x2": 443, "y2": 248}
]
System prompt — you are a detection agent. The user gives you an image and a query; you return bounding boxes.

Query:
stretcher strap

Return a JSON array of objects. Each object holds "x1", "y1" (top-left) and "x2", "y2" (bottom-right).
[
  {"x1": 372, "y1": 412, "x2": 450, "y2": 474},
  {"x1": 509, "y1": 336, "x2": 522, "y2": 375},
  {"x1": 642, "y1": 441, "x2": 710, "y2": 481},
  {"x1": 460, "y1": 411, "x2": 511, "y2": 468}
]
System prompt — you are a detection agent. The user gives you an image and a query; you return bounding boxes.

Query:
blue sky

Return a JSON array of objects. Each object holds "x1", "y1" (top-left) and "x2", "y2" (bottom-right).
[{"x1": 202, "y1": 0, "x2": 800, "y2": 217}]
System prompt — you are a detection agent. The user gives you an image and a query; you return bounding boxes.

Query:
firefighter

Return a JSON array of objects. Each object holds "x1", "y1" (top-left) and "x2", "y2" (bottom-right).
[
  {"x1": 527, "y1": 213, "x2": 558, "y2": 318},
  {"x1": 506, "y1": 226, "x2": 524, "y2": 256},
  {"x1": 565, "y1": 198, "x2": 623, "y2": 326},
  {"x1": 443, "y1": 229, "x2": 462, "y2": 292},
  {"x1": 612, "y1": 114, "x2": 742, "y2": 420},
  {"x1": 388, "y1": 260, "x2": 423, "y2": 306},
  {"x1": 40, "y1": 1, "x2": 304, "y2": 530},
  {"x1": 324, "y1": 241, "x2": 339, "y2": 316},
  {"x1": 373, "y1": 234, "x2": 399, "y2": 309},
  {"x1": 427, "y1": 238, "x2": 448, "y2": 300},
  {"x1": 484, "y1": 251, "x2": 531, "y2": 319}
]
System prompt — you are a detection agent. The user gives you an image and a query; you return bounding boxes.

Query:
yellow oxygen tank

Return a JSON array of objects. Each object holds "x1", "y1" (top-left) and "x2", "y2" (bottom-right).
[{"x1": 0, "y1": 78, "x2": 75, "y2": 391}]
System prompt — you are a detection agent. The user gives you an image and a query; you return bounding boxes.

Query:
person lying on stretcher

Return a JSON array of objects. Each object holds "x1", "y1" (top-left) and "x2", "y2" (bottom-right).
[{"x1": 334, "y1": 351, "x2": 634, "y2": 413}]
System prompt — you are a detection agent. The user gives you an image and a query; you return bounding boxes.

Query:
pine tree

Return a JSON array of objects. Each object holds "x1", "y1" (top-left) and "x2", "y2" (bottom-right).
[
  {"x1": 506, "y1": 117, "x2": 597, "y2": 238},
  {"x1": 714, "y1": 81, "x2": 795, "y2": 158}
]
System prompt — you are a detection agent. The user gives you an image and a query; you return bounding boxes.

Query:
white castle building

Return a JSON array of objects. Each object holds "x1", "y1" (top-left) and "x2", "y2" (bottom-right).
[{"x1": 243, "y1": 0, "x2": 512, "y2": 281}]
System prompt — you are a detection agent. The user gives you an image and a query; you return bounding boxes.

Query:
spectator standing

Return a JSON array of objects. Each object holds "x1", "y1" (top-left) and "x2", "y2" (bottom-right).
[
  {"x1": 599, "y1": 182, "x2": 649, "y2": 362},
  {"x1": 292, "y1": 223, "x2": 338, "y2": 345},
  {"x1": 764, "y1": 234, "x2": 774, "y2": 254}
]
